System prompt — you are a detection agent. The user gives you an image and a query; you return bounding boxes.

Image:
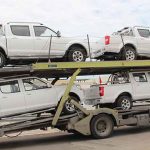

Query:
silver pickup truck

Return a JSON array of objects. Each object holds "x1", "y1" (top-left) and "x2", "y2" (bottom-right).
[{"x1": 84, "y1": 71, "x2": 150, "y2": 110}]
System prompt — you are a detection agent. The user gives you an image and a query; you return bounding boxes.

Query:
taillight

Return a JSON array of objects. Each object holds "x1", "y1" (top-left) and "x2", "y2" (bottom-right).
[
  {"x1": 99, "y1": 86, "x2": 104, "y2": 96},
  {"x1": 105, "y1": 35, "x2": 110, "y2": 45}
]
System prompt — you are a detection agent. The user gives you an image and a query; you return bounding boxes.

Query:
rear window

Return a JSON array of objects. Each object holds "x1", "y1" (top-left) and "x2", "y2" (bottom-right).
[
  {"x1": 138, "y1": 29, "x2": 150, "y2": 38},
  {"x1": 11, "y1": 25, "x2": 30, "y2": 36}
]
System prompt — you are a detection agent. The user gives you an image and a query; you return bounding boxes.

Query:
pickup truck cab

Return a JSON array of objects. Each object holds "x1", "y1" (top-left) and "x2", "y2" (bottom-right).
[
  {"x1": 84, "y1": 71, "x2": 150, "y2": 110},
  {"x1": 98, "y1": 26, "x2": 150, "y2": 60},
  {"x1": 0, "y1": 22, "x2": 103, "y2": 67},
  {"x1": 0, "y1": 76, "x2": 84, "y2": 118}
]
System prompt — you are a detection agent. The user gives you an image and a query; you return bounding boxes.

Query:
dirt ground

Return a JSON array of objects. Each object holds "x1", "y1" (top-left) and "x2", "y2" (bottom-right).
[{"x1": 0, "y1": 126, "x2": 150, "y2": 150}]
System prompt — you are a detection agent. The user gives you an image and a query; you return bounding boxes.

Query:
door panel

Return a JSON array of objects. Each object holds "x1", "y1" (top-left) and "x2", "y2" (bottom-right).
[
  {"x1": 33, "y1": 26, "x2": 66, "y2": 58},
  {"x1": 22, "y1": 78, "x2": 58, "y2": 112},
  {"x1": 7, "y1": 25, "x2": 35, "y2": 57},
  {"x1": 0, "y1": 80, "x2": 25, "y2": 117},
  {"x1": 131, "y1": 73, "x2": 150, "y2": 100},
  {"x1": 136, "y1": 28, "x2": 150, "y2": 54}
]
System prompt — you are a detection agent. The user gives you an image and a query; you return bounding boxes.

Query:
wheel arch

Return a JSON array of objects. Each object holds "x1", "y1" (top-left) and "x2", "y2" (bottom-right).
[
  {"x1": 116, "y1": 92, "x2": 132, "y2": 103},
  {"x1": 69, "y1": 92, "x2": 80, "y2": 102},
  {"x1": 120, "y1": 43, "x2": 137, "y2": 53},
  {"x1": 90, "y1": 113, "x2": 117, "y2": 128},
  {"x1": 65, "y1": 43, "x2": 88, "y2": 56},
  {"x1": 0, "y1": 47, "x2": 7, "y2": 58}
]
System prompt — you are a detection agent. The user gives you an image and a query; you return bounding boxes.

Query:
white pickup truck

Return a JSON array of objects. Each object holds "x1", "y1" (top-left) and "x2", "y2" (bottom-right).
[
  {"x1": 98, "y1": 26, "x2": 150, "y2": 60},
  {"x1": 0, "y1": 22, "x2": 103, "y2": 67},
  {"x1": 0, "y1": 76, "x2": 84, "y2": 118},
  {"x1": 84, "y1": 71, "x2": 150, "y2": 110}
]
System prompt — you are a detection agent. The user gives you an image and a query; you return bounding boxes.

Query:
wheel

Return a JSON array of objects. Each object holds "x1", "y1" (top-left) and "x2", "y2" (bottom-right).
[
  {"x1": 63, "y1": 96, "x2": 79, "y2": 114},
  {"x1": 67, "y1": 46, "x2": 87, "y2": 62},
  {"x1": 90, "y1": 114, "x2": 114, "y2": 139},
  {"x1": 116, "y1": 95, "x2": 132, "y2": 110},
  {"x1": 0, "y1": 52, "x2": 6, "y2": 67},
  {"x1": 121, "y1": 46, "x2": 137, "y2": 60}
]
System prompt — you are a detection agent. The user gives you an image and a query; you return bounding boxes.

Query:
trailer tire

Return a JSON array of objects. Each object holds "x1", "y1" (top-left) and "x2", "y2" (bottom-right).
[
  {"x1": 117, "y1": 95, "x2": 132, "y2": 110},
  {"x1": 90, "y1": 114, "x2": 114, "y2": 139}
]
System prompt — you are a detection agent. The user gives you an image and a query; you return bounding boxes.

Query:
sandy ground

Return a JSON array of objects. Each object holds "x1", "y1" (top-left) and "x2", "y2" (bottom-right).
[{"x1": 0, "y1": 126, "x2": 150, "y2": 150}]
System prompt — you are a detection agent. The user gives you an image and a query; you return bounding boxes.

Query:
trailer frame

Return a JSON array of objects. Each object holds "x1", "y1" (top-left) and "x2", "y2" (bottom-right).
[{"x1": 1, "y1": 60, "x2": 150, "y2": 138}]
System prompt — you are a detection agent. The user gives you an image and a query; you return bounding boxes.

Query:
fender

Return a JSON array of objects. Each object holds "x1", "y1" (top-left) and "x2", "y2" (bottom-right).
[
  {"x1": 65, "y1": 40, "x2": 89, "y2": 55},
  {"x1": 118, "y1": 39, "x2": 137, "y2": 53}
]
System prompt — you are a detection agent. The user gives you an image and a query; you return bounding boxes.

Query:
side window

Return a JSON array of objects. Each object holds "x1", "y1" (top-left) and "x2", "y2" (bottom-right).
[
  {"x1": 109, "y1": 73, "x2": 130, "y2": 84},
  {"x1": 138, "y1": 29, "x2": 150, "y2": 38},
  {"x1": 0, "y1": 80, "x2": 20, "y2": 94},
  {"x1": 34, "y1": 26, "x2": 56, "y2": 37},
  {"x1": 23, "y1": 78, "x2": 48, "y2": 91},
  {"x1": 11, "y1": 25, "x2": 30, "y2": 36},
  {"x1": 133, "y1": 73, "x2": 147, "y2": 82}
]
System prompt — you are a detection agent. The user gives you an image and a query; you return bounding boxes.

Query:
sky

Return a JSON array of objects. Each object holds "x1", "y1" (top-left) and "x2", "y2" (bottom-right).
[{"x1": 0, "y1": 0, "x2": 149, "y2": 37}]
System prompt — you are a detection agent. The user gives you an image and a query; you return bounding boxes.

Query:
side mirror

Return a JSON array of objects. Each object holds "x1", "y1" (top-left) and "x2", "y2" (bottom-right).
[{"x1": 57, "y1": 31, "x2": 61, "y2": 37}]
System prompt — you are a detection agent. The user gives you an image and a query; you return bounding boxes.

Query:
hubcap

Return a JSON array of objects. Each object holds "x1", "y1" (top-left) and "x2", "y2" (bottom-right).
[
  {"x1": 65, "y1": 100, "x2": 75, "y2": 112},
  {"x1": 125, "y1": 50, "x2": 135, "y2": 60},
  {"x1": 96, "y1": 120, "x2": 107, "y2": 133},
  {"x1": 121, "y1": 99, "x2": 131, "y2": 110},
  {"x1": 73, "y1": 51, "x2": 84, "y2": 62}
]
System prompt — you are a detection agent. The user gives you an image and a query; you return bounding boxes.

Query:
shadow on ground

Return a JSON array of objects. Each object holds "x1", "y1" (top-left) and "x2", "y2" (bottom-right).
[{"x1": 0, "y1": 126, "x2": 150, "y2": 149}]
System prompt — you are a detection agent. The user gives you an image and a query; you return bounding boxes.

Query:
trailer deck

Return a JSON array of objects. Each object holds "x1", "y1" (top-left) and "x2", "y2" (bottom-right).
[{"x1": 1, "y1": 60, "x2": 150, "y2": 78}]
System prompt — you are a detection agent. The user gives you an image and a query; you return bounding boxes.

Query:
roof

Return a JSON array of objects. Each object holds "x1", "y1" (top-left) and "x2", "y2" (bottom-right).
[{"x1": 7, "y1": 22, "x2": 43, "y2": 25}]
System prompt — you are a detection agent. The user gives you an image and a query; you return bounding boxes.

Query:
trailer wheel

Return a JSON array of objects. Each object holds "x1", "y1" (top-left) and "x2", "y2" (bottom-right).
[
  {"x1": 90, "y1": 114, "x2": 114, "y2": 139},
  {"x1": 117, "y1": 95, "x2": 132, "y2": 110}
]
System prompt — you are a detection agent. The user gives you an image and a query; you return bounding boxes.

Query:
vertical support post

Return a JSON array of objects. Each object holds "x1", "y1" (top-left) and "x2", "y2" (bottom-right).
[
  {"x1": 48, "y1": 35, "x2": 53, "y2": 62},
  {"x1": 87, "y1": 34, "x2": 92, "y2": 62},
  {"x1": 52, "y1": 68, "x2": 81, "y2": 126},
  {"x1": 120, "y1": 34, "x2": 126, "y2": 60}
]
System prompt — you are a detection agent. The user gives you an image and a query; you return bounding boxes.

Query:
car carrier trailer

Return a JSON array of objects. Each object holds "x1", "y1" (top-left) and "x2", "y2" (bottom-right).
[{"x1": 1, "y1": 60, "x2": 150, "y2": 139}]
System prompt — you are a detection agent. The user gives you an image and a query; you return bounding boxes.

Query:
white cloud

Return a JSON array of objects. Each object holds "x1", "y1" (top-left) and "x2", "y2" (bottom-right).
[{"x1": 0, "y1": 0, "x2": 149, "y2": 37}]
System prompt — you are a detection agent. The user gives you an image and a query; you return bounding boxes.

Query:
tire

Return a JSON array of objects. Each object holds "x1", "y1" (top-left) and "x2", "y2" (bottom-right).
[
  {"x1": 121, "y1": 46, "x2": 137, "y2": 60},
  {"x1": 0, "y1": 52, "x2": 6, "y2": 67},
  {"x1": 67, "y1": 46, "x2": 87, "y2": 62},
  {"x1": 116, "y1": 95, "x2": 132, "y2": 110},
  {"x1": 63, "y1": 96, "x2": 79, "y2": 114},
  {"x1": 90, "y1": 114, "x2": 114, "y2": 139}
]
